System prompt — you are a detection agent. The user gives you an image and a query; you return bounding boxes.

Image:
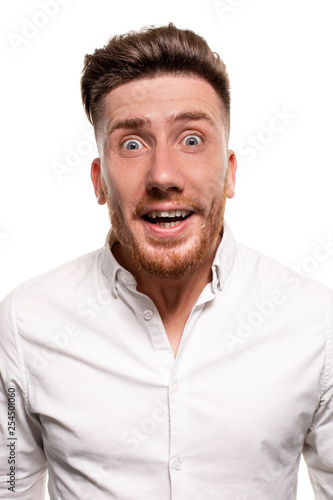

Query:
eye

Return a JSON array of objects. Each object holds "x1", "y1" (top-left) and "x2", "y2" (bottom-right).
[
  {"x1": 182, "y1": 135, "x2": 202, "y2": 147},
  {"x1": 122, "y1": 139, "x2": 144, "y2": 150}
]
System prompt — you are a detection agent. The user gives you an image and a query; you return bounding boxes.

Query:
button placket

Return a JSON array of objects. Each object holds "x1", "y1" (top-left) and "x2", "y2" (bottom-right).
[
  {"x1": 171, "y1": 379, "x2": 179, "y2": 392},
  {"x1": 169, "y1": 368, "x2": 185, "y2": 486}
]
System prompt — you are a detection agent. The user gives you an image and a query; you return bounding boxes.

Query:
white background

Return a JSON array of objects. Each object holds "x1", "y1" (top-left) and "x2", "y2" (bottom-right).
[{"x1": 1, "y1": 0, "x2": 332, "y2": 498}]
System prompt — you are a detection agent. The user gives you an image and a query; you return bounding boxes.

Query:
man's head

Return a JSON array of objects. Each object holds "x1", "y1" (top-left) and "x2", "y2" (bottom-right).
[
  {"x1": 81, "y1": 23, "x2": 231, "y2": 141},
  {"x1": 81, "y1": 24, "x2": 237, "y2": 281}
]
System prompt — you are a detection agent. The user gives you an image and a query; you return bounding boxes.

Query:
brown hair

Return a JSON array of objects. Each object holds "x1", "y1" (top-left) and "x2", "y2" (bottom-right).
[{"x1": 81, "y1": 23, "x2": 230, "y2": 135}]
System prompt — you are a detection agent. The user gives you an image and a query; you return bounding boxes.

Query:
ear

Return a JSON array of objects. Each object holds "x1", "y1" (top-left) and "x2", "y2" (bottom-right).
[
  {"x1": 226, "y1": 149, "x2": 237, "y2": 199},
  {"x1": 91, "y1": 158, "x2": 106, "y2": 205}
]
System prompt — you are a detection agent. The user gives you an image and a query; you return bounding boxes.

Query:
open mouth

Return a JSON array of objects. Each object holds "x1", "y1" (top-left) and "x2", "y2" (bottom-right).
[{"x1": 143, "y1": 210, "x2": 193, "y2": 228}]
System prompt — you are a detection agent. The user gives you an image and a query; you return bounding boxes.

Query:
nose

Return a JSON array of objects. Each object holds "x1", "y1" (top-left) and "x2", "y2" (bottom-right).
[{"x1": 145, "y1": 143, "x2": 185, "y2": 193}]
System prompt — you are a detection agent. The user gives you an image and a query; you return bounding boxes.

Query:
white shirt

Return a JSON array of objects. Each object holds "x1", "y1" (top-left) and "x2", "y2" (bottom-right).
[{"x1": 0, "y1": 222, "x2": 332, "y2": 500}]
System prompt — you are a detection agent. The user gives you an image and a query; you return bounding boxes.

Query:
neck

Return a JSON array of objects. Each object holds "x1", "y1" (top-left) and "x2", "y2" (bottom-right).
[{"x1": 112, "y1": 235, "x2": 221, "y2": 315}]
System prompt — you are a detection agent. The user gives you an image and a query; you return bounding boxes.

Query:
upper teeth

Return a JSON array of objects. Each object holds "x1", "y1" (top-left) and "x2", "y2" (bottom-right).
[{"x1": 147, "y1": 210, "x2": 190, "y2": 218}]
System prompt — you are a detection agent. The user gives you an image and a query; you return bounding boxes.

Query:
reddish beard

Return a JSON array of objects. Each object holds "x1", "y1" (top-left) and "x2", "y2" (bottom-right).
[{"x1": 101, "y1": 179, "x2": 228, "y2": 280}]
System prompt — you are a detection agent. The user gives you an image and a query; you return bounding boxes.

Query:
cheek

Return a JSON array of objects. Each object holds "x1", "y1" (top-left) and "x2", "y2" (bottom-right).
[
  {"x1": 106, "y1": 178, "x2": 143, "y2": 218},
  {"x1": 194, "y1": 172, "x2": 226, "y2": 205},
  {"x1": 195, "y1": 154, "x2": 226, "y2": 194}
]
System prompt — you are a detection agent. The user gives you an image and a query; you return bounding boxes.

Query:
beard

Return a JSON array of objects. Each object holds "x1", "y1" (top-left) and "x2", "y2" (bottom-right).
[{"x1": 101, "y1": 179, "x2": 228, "y2": 281}]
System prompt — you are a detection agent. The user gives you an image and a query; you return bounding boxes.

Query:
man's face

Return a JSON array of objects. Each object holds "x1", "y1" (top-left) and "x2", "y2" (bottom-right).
[{"x1": 91, "y1": 75, "x2": 236, "y2": 280}]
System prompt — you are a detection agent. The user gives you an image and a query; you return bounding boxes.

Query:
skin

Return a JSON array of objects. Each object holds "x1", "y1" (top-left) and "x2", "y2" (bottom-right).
[{"x1": 91, "y1": 75, "x2": 237, "y2": 357}]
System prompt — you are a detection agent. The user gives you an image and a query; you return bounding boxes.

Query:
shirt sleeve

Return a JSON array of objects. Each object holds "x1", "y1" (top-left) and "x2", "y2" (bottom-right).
[
  {"x1": 302, "y1": 289, "x2": 333, "y2": 499},
  {"x1": 0, "y1": 290, "x2": 48, "y2": 499}
]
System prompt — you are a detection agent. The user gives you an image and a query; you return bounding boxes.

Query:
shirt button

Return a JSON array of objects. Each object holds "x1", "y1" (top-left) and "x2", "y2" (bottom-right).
[
  {"x1": 171, "y1": 379, "x2": 179, "y2": 392},
  {"x1": 119, "y1": 271, "x2": 129, "y2": 284},
  {"x1": 173, "y1": 457, "x2": 183, "y2": 470},
  {"x1": 143, "y1": 309, "x2": 154, "y2": 321}
]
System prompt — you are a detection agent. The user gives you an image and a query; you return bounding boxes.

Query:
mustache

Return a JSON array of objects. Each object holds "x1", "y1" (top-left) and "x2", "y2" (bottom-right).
[{"x1": 133, "y1": 193, "x2": 205, "y2": 217}]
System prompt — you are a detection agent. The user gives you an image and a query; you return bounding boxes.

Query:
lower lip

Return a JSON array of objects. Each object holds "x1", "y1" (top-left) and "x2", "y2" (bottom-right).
[{"x1": 142, "y1": 215, "x2": 194, "y2": 237}]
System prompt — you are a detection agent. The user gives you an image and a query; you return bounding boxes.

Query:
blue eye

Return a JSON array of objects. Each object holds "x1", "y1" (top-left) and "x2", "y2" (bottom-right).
[
  {"x1": 183, "y1": 135, "x2": 202, "y2": 146},
  {"x1": 123, "y1": 139, "x2": 143, "y2": 150}
]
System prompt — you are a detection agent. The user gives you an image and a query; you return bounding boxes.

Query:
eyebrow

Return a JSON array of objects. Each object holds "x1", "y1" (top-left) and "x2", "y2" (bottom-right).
[
  {"x1": 172, "y1": 111, "x2": 216, "y2": 128},
  {"x1": 107, "y1": 110, "x2": 216, "y2": 136},
  {"x1": 107, "y1": 117, "x2": 148, "y2": 135}
]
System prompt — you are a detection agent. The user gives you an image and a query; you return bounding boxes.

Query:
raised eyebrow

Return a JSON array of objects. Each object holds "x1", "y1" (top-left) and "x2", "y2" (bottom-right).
[
  {"x1": 108, "y1": 117, "x2": 150, "y2": 135},
  {"x1": 107, "y1": 111, "x2": 215, "y2": 136},
  {"x1": 172, "y1": 111, "x2": 216, "y2": 128}
]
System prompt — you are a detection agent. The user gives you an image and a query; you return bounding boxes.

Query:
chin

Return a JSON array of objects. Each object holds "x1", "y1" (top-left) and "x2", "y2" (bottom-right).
[{"x1": 129, "y1": 230, "x2": 219, "y2": 280}]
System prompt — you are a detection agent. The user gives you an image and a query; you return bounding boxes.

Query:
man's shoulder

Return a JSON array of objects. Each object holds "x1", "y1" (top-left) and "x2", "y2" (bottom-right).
[
  {"x1": 234, "y1": 238, "x2": 333, "y2": 300},
  {"x1": 0, "y1": 247, "x2": 104, "y2": 313}
]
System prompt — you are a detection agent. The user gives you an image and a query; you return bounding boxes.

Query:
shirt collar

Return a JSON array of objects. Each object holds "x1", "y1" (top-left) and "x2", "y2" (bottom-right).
[
  {"x1": 101, "y1": 231, "x2": 134, "y2": 297},
  {"x1": 101, "y1": 220, "x2": 237, "y2": 297},
  {"x1": 211, "y1": 221, "x2": 237, "y2": 292}
]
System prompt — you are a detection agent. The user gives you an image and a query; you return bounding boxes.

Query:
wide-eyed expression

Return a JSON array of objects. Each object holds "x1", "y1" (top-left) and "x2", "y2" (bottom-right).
[{"x1": 91, "y1": 75, "x2": 236, "y2": 279}]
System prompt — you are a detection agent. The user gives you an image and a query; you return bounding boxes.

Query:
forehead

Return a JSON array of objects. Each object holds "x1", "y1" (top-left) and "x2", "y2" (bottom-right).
[{"x1": 100, "y1": 75, "x2": 225, "y2": 132}]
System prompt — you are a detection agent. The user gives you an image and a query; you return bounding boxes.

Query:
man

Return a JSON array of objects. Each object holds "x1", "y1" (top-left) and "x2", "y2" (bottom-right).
[{"x1": 0, "y1": 23, "x2": 332, "y2": 500}]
